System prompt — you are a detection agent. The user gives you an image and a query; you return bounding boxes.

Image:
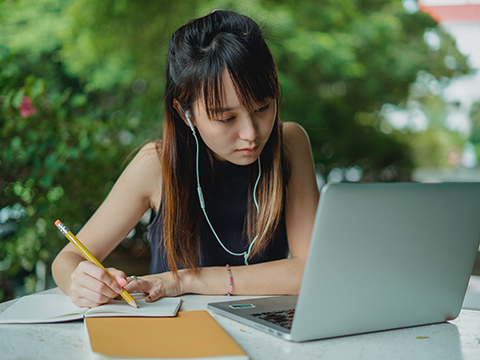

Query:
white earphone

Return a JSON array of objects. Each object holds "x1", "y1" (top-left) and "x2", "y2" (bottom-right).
[
  {"x1": 184, "y1": 108, "x2": 262, "y2": 265},
  {"x1": 185, "y1": 109, "x2": 195, "y2": 132}
]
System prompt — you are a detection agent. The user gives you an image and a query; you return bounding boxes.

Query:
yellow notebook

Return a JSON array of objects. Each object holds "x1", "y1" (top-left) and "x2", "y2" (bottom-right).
[{"x1": 85, "y1": 310, "x2": 249, "y2": 359}]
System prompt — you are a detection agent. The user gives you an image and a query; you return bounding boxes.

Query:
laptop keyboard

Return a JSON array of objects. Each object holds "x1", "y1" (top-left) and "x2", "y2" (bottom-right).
[{"x1": 249, "y1": 309, "x2": 295, "y2": 329}]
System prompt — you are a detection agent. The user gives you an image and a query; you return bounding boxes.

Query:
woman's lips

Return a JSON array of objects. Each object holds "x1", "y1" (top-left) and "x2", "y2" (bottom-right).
[{"x1": 237, "y1": 146, "x2": 258, "y2": 155}]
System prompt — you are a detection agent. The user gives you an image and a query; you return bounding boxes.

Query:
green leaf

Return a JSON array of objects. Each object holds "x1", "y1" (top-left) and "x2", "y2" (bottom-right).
[{"x1": 12, "y1": 89, "x2": 25, "y2": 109}]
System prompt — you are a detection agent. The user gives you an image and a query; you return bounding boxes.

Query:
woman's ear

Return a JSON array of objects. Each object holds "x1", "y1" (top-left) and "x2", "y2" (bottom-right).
[{"x1": 173, "y1": 99, "x2": 195, "y2": 129}]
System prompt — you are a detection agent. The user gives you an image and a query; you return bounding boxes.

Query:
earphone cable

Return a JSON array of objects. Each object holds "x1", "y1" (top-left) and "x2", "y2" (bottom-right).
[{"x1": 191, "y1": 124, "x2": 260, "y2": 264}]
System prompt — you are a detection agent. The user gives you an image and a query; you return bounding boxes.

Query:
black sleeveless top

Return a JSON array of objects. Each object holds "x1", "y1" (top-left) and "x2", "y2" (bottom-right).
[{"x1": 148, "y1": 160, "x2": 289, "y2": 274}]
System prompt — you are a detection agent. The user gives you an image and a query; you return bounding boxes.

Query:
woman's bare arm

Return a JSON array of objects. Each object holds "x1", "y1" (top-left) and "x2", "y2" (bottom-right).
[{"x1": 51, "y1": 143, "x2": 161, "y2": 307}]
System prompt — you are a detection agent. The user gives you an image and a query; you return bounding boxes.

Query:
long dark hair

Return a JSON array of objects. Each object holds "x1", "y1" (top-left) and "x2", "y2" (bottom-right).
[{"x1": 158, "y1": 10, "x2": 289, "y2": 274}]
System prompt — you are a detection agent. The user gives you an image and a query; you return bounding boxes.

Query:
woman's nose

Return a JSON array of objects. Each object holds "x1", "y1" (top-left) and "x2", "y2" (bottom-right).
[{"x1": 238, "y1": 116, "x2": 258, "y2": 142}]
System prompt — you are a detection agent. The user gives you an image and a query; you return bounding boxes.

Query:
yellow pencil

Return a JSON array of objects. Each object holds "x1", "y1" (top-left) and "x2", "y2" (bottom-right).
[{"x1": 55, "y1": 220, "x2": 138, "y2": 308}]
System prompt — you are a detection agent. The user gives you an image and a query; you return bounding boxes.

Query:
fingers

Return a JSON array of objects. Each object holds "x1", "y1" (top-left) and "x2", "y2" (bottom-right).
[
  {"x1": 69, "y1": 261, "x2": 124, "y2": 307},
  {"x1": 70, "y1": 286, "x2": 116, "y2": 308},
  {"x1": 125, "y1": 276, "x2": 150, "y2": 293},
  {"x1": 108, "y1": 267, "x2": 128, "y2": 287},
  {"x1": 145, "y1": 289, "x2": 163, "y2": 303},
  {"x1": 124, "y1": 273, "x2": 184, "y2": 302},
  {"x1": 126, "y1": 275, "x2": 138, "y2": 284},
  {"x1": 123, "y1": 277, "x2": 160, "y2": 302}
]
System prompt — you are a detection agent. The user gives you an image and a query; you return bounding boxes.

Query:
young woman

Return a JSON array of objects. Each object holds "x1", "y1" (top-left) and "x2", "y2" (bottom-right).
[{"x1": 51, "y1": 10, "x2": 319, "y2": 308}]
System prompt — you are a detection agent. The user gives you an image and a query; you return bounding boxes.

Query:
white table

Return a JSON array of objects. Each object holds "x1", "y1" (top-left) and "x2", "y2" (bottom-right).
[{"x1": 1, "y1": 287, "x2": 480, "y2": 360}]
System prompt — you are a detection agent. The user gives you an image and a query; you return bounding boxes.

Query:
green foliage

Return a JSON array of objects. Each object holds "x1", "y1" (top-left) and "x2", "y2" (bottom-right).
[
  {"x1": 0, "y1": 0, "x2": 181, "y2": 298},
  {"x1": 0, "y1": 41, "x2": 137, "y2": 297},
  {"x1": 0, "y1": 0, "x2": 471, "y2": 299},
  {"x1": 256, "y1": 0, "x2": 468, "y2": 178},
  {"x1": 469, "y1": 101, "x2": 480, "y2": 158},
  {"x1": 407, "y1": 126, "x2": 465, "y2": 169}
]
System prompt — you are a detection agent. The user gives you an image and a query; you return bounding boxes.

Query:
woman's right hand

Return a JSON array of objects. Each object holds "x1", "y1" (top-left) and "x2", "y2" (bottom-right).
[{"x1": 69, "y1": 261, "x2": 128, "y2": 308}]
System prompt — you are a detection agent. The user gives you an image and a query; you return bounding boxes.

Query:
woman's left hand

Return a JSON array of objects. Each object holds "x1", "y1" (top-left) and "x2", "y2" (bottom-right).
[{"x1": 124, "y1": 271, "x2": 187, "y2": 302}]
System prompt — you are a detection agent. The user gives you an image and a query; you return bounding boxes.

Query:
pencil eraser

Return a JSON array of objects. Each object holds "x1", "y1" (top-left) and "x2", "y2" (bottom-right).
[{"x1": 55, "y1": 220, "x2": 61, "y2": 226}]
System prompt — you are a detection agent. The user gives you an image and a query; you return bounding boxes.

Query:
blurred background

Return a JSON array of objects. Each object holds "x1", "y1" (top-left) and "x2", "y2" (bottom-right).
[{"x1": 1, "y1": 0, "x2": 479, "y2": 302}]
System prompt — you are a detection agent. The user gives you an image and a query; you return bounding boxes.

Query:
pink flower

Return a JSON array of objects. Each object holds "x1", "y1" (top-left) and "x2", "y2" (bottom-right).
[{"x1": 19, "y1": 96, "x2": 37, "y2": 118}]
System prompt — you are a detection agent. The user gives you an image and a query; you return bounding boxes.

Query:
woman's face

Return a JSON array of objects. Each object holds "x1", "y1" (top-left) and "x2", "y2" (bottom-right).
[{"x1": 190, "y1": 74, "x2": 277, "y2": 166}]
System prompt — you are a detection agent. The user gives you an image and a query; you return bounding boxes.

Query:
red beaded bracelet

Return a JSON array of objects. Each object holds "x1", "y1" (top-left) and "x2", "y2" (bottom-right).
[{"x1": 226, "y1": 264, "x2": 233, "y2": 296}]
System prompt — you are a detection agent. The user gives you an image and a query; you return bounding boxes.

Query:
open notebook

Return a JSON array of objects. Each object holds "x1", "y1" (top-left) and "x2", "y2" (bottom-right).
[{"x1": 0, "y1": 293, "x2": 182, "y2": 324}]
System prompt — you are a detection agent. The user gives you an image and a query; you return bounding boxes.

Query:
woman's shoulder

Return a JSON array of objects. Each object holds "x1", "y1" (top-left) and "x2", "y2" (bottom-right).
[
  {"x1": 122, "y1": 141, "x2": 162, "y2": 209},
  {"x1": 281, "y1": 121, "x2": 312, "y2": 153},
  {"x1": 134, "y1": 141, "x2": 161, "y2": 163},
  {"x1": 125, "y1": 141, "x2": 162, "y2": 175}
]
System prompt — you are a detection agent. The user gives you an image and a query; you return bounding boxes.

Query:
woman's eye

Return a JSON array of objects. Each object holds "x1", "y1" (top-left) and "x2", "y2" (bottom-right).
[
  {"x1": 218, "y1": 117, "x2": 234, "y2": 123},
  {"x1": 256, "y1": 104, "x2": 270, "y2": 112}
]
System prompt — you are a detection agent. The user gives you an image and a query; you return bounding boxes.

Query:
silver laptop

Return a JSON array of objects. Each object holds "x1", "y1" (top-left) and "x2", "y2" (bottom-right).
[{"x1": 208, "y1": 182, "x2": 480, "y2": 342}]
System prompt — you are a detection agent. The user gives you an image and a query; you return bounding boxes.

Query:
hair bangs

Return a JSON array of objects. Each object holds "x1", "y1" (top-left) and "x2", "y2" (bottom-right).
[{"x1": 199, "y1": 33, "x2": 278, "y2": 119}]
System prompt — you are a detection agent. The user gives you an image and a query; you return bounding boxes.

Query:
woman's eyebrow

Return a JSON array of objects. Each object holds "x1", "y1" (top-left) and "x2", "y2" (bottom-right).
[
  {"x1": 212, "y1": 100, "x2": 269, "y2": 113},
  {"x1": 211, "y1": 106, "x2": 239, "y2": 113}
]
